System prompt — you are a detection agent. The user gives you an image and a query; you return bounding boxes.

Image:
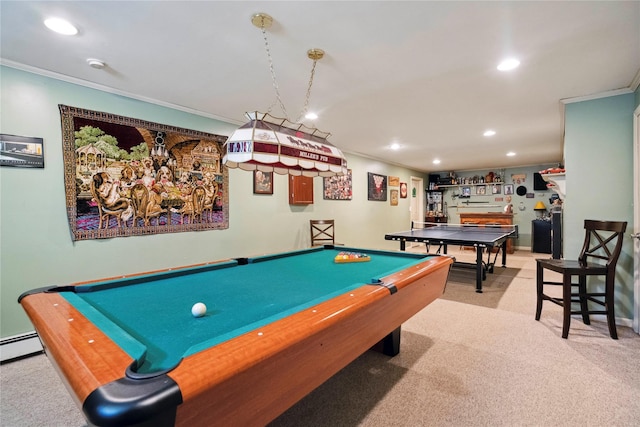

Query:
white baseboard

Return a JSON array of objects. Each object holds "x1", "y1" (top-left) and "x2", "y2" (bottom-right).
[{"x1": 0, "y1": 332, "x2": 43, "y2": 363}]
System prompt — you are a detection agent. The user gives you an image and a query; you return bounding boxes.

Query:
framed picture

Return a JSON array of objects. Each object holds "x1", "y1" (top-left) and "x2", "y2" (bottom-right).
[
  {"x1": 253, "y1": 170, "x2": 273, "y2": 194},
  {"x1": 504, "y1": 184, "x2": 514, "y2": 195},
  {"x1": 390, "y1": 189, "x2": 399, "y2": 206},
  {"x1": 511, "y1": 173, "x2": 526, "y2": 184},
  {"x1": 323, "y1": 169, "x2": 352, "y2": 200},
  {"x1": 460, "y1": 186, "x2": 471, "y2": 198},
  {"x1": 388, "y1": 176, "x2": 400, "y2": 187},
  {"x1": 0, "y1": 134, "x2": 45, "y2": 168},
  {"x1": 367, "y1": 172, "x2": 387, "y2": 201},
  {"x1": 399, "y1": 182, "x2": 408, "y2": 198},
  {"x1": 492, "y1": 184, "x2": 502, "y2": 194},
  {"x1": 476, "y1": 185, "x2": 486, "y2": 195}
]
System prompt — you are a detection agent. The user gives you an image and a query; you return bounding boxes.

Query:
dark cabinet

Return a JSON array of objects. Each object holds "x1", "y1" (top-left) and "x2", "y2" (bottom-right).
[
  {"x1": 425, "y1": 215, "x2": 447, "y2": 224},
  {"x1": 531, "y1": 220, "x2": 552, "y2": 254},
  {"x1": 289, "y1": 175, "x2": 314, "y2": 205},
  {"x1": 551, "y1": 211, "x2": 562, "y2": 259}
]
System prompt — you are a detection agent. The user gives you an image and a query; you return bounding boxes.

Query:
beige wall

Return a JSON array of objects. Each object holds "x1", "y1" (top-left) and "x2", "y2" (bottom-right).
[{"x1": 0, "y1": 66, "x2": 425, "y2": 337}]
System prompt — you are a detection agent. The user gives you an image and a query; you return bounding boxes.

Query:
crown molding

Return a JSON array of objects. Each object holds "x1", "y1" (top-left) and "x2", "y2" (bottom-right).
[
  {"x1": 630, "y1": 67, "x2": 640, "y2": 92},
  {"x1": 0, "y1": 59, "x2": 243, "y2": 126},
  {"x1": 560, "y1": 87, "x2": 633, "y2": 104}
]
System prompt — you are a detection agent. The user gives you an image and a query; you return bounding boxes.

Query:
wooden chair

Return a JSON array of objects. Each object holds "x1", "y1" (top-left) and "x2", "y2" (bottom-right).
[
  {"x1": 191, "y1": 186, "x2": 207, "y2": 223},
  {"x1": 310, "y1": 220, "x2": 336, "y2": 246},
  {"x1": 90, "y1": 177, "x2": 127, "y2": 229},
  {"x1": 535, "y1": 219, "x2": 627, "y2": 339},
  {"x1": 129, "y1": 183, "x2": 149, "y2": 227},
  {"x1": 130, "y1": 183, "x2": 163, "y2": 226}
]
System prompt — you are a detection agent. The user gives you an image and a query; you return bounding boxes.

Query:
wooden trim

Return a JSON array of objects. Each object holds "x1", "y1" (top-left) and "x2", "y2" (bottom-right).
[{"x1": 20, "y1": 293, "x2": 134, "y2": 407}]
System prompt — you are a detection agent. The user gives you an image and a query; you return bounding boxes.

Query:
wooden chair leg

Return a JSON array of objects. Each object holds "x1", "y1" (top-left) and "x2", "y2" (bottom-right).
[
  {"x1": 535, "y1": 263, "x2": 544, "y2": 321},
  {"x1": 577, "y1": 275, "x2": 590, "y2": 325},
  {"x1": 605, "y1": 276, "x2": 618, "y2": 339},
  {"x1": 562, "y1": 273, "x2": 572, "y2": 339}
]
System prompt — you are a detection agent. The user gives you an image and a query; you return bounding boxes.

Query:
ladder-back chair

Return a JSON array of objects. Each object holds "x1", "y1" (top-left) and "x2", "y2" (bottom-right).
[
  {"x1": 310, "y1": 220, "x2": 336, "y2": 246},
  {"x1": 535, "y1": 219, "x2": 627, "y2": 339}
]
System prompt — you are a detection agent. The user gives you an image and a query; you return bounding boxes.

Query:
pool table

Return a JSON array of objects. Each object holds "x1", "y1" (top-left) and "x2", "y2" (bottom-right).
[{"x1": 19, "y1": 246, "x2": 452, "y2": 427}]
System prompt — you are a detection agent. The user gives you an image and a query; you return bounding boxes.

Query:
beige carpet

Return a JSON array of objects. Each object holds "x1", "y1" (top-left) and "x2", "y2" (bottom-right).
[
  {"x1": 440, "y1": 265, "x2": 520, "y2": 309},
  {"x1": 2, "y1": 248, "x2": 639, "y2": 427}
]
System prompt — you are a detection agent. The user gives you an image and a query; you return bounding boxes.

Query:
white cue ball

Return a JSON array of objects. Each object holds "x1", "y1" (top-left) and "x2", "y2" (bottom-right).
[{"x1": 191, "y1": 302, "x2": 207, "y2": 318}]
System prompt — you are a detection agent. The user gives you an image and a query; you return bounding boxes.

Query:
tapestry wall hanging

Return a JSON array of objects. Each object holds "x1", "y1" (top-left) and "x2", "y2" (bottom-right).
[{"x1": 60, "y1": 105, "x2": 229, "y2": 241}]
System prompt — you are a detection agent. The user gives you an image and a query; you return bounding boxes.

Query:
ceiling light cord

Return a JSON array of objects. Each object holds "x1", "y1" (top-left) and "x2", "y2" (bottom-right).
[
  {"x1": 254, "y1": 13, "x2": 323, "y2": 123},
  {"x1": 260, "y1": 25, "x2": 289, "y2": 120},
  {"x1": 295, "y1": 57, "x2": 318, "y2": 123}
]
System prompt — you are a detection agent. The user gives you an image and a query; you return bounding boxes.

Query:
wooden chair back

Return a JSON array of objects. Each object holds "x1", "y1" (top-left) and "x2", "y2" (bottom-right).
[
  {"x1": 130, "y1": 183, "x2": 149, "y2": 225},
  {"x1": 579, "y1": 220, "x2": 627, "y2": 269},
  {"x1": 192, "y1": 186, "x2": 207, "y2": 222},
  {"x1": 310, "y1": 220, "x2": 335, "y2": 246}
]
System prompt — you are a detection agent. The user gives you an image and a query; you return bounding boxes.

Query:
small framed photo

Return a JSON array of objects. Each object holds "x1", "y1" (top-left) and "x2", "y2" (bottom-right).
[
  {"x1": 388, "y1": 176, "x2": 400, "y2": 187},
  {"x1": 492, "y1": 184, "x2": 502, "y2": 195},
  {"x1": 504, "y1": 184, "x2": 514, "y2": 195},
  {"x1": 390, "y1": 189, "x2": 399, "y2": 206},
  {"x1": 253, "y1": 170, "x2": 273, "y2": 194},
  {"x1": 476, "y1": 185, "x2": 486, "y2": 195},
  {"x1": 399, "y1": 182, "x2": 408, "y2": 198},
  {"x1": 460, "y1": 186, "x2": 471, "y2": 198},
  {"x1": 0, "y1": 134, "x2": 45, "y2": 168}
]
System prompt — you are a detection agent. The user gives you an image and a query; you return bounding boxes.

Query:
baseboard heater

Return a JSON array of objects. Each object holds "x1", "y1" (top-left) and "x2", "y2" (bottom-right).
[{"x1": 0, "y1": 332, "x2": 43, "y2": 363}]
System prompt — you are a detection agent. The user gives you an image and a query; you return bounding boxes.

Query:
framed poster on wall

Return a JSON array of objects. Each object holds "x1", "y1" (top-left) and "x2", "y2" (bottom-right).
[
  {"x1": 0, "y1": 134, "x2": 45, "y2": 168},
  {"x1": 368, "y1": 172, "x2": 387, "y2": 201}
]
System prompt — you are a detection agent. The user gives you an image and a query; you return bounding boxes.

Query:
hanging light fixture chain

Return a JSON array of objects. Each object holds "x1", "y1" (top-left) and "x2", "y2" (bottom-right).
[
  {"x1": 295, "y1": 58, "x2": 318, "y2": 123},
  {"x1": 261, "y1": 26, "x2": 289, "y2": 119}
]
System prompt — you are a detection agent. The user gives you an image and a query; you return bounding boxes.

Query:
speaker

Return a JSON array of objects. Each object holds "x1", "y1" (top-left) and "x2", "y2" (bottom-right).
[{"x1": 533, "y1": 172, "x2": 548, "y2": 191}]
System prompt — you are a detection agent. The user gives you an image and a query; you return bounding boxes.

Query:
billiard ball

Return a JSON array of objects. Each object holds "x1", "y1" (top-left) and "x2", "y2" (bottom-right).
[{"x1": 191, "y1": 302, "x2": 207, "y2": 318}]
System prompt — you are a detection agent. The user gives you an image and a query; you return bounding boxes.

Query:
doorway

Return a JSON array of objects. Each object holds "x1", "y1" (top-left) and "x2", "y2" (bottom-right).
[
  {"x1": 409, "y1": 176, "x2": 424, "y2": 248},
  {"x1": 633, "y1": 104, "x2": 639, "y2": 334}
]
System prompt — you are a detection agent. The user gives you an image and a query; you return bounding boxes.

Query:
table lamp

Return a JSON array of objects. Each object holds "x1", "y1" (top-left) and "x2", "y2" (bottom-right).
[{"x1": 534, "y1": 201, "x2": 547, "y2": 218}]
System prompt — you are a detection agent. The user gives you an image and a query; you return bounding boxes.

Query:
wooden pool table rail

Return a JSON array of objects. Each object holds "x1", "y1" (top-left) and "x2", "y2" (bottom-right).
[{"x1": 19, "y1": 255, "x2": 452, "y2": 427}]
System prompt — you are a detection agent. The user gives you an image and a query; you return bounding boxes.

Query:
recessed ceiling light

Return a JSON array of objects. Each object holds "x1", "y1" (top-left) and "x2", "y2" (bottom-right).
[
  {"x1": 390, "y1": 143, "x2": 400, "y2": 150},
  {"x1": 433, "y1": 159, "x2": 441, "y2": 165},
  {"x1": 483, "y1": 130, "x2": 496, "y2": 137},
  {"x1": 87, "y1": 59, "x2": 106, "y2": 69},
  {"x1": 44, "y1": 17, "x2": 78, "y2": 35},
  {"x1": 507, "y1": 151, "x2": 516, "y2": 157},
  {"x1": 497, "y1": 58, "x2": 520, "y2": 71},
  {"x1": 305, "y1": 112, "x2": 318, "y2": 120}
]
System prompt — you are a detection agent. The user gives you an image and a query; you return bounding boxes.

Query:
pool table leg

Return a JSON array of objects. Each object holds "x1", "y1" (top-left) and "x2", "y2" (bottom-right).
[{"x1": 372, "y1": 326, "x2": 401, "y2": 356}]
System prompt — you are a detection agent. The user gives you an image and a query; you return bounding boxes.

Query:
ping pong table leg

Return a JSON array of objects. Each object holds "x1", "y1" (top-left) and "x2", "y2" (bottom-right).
[
  {"x1": 400, "y1": 240, "x2": 406, "y2": 251},
  {"x1": 501, "y1": 240, "x2": 508, "y2": 267},
  {"x1": 475, "y1": 245, "x2": 483, "y2": 293}
]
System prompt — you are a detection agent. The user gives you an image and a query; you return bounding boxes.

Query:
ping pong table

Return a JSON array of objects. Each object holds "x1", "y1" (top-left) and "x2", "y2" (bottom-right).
[{"x1": 385, "y1": 222, "x2": 517, "y2": 293}]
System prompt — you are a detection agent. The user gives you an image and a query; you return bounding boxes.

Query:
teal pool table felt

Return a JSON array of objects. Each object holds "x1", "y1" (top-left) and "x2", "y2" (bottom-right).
[{"x1": 62, "y1": 247, "x2": 432, "y2": 373}]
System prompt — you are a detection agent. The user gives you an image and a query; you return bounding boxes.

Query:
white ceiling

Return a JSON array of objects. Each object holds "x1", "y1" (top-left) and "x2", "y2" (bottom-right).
[{"x1": 1, "y1": 1, "x2": 639, "y2": 173}]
